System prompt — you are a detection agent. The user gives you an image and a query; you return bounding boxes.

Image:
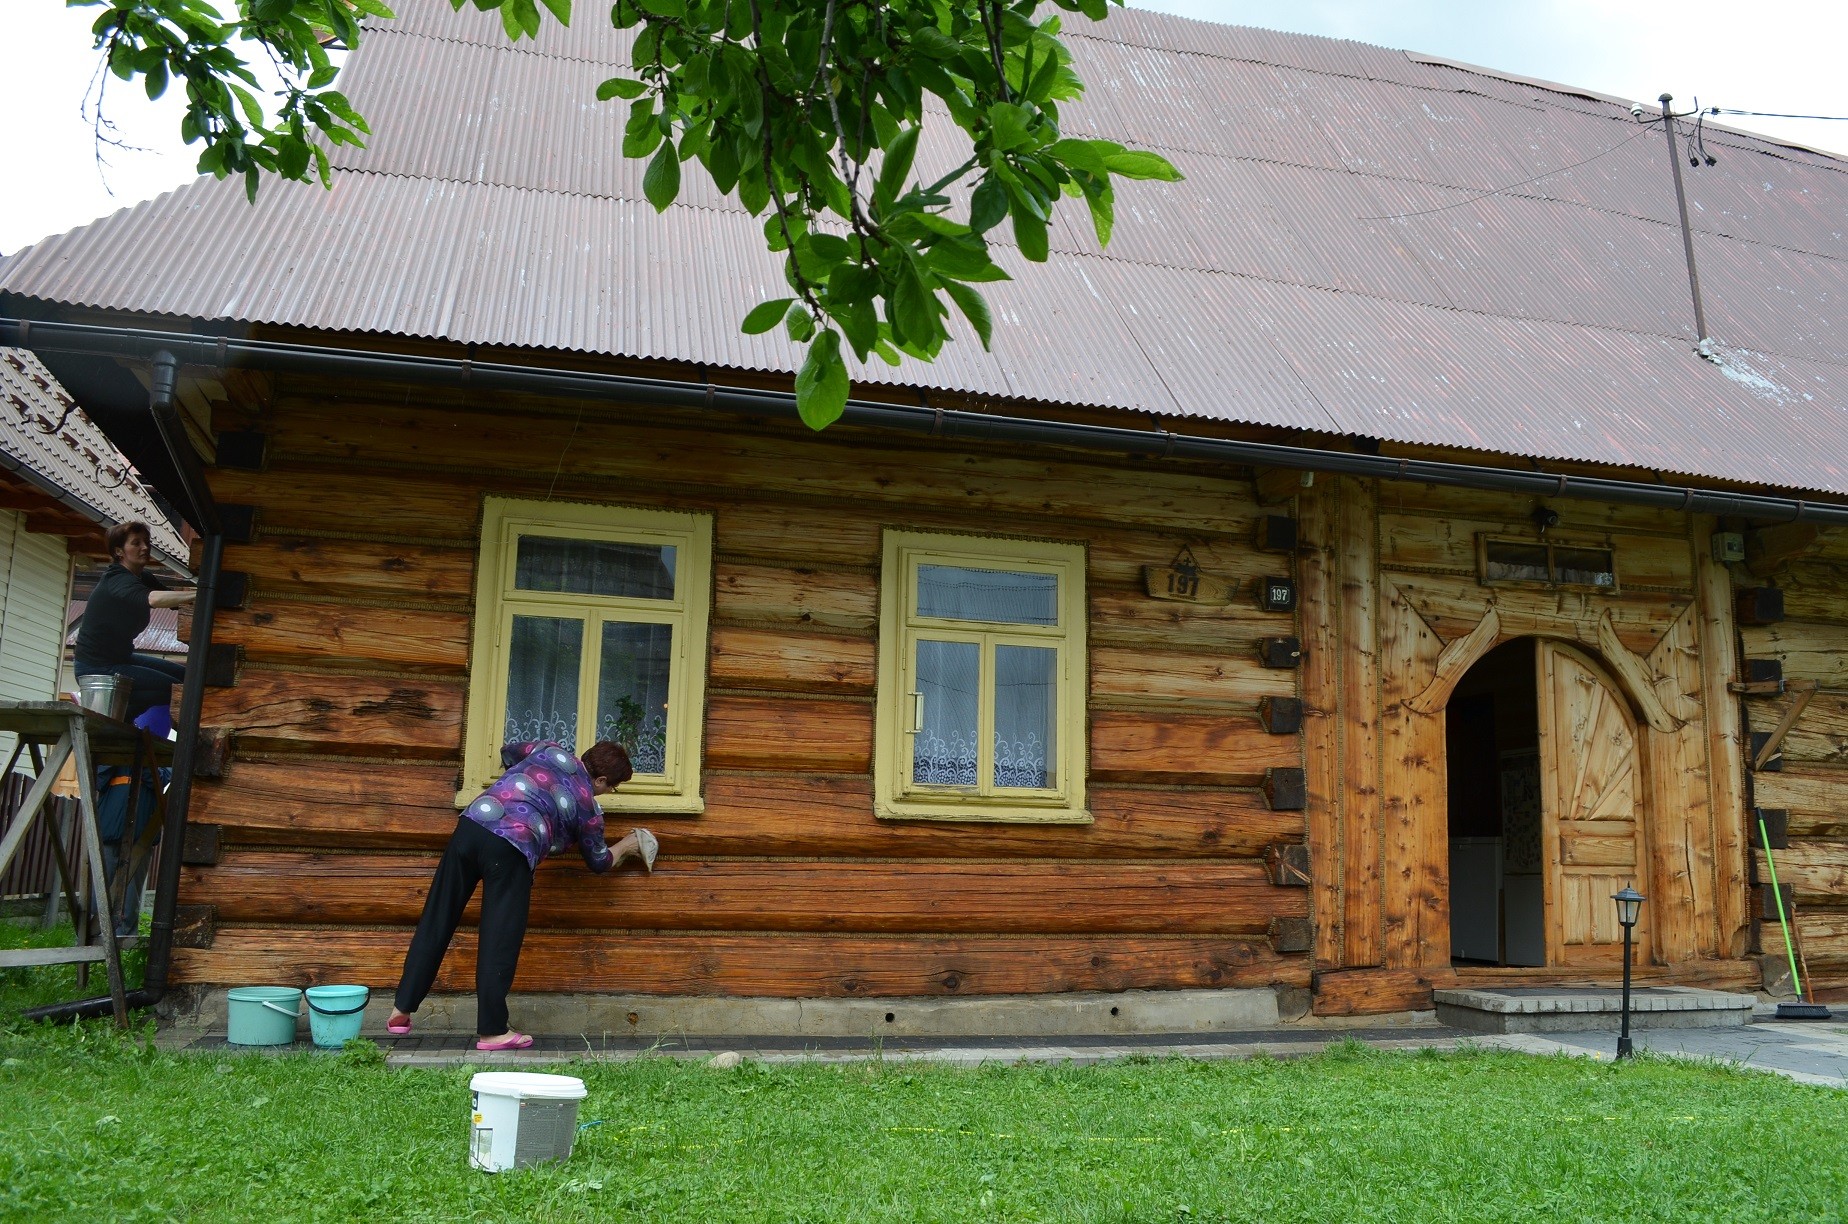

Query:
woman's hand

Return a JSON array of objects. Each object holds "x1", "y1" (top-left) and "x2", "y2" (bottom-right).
[{"x1": 148, "y1": 590, "x2": 197, "y2": 609}]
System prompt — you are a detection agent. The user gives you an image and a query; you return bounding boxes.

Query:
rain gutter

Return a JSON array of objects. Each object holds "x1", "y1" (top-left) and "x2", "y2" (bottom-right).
[{"x1": 4, "y1": 317, "x2": 1845, "y2": 530}]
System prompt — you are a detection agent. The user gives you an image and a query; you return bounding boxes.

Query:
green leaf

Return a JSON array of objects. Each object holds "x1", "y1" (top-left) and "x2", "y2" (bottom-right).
[
  {"x1": 785, "y1": 302, "x2": 816, "y2": 342},
  {"x1": 1009, "y1": 204, "x2": 1049, "y2": 263},
  {"x1": 1048, "y1": 138, "x2": 1114, "y2": 177},
  {"x1": 1102, "y1": 150, "x2": 1184, "y2": 182},
  {"x1": 969, "y1": 175, "x2": 1008, "y2": 234},
  {"x1": 987, "y1": 102, "x2": 1035, "y2": 152},
  {"x1": 941, "y1": 280, "x2": 994, "y2": 350},
  {"x1": 1084, "y1": 181, "x2": 1115, "y2": 246},
  {"x1": 622, "y1": 99, "x2": 663, "y2": 158},
  {"x1": 597, "y1": 76, "x2": 647, "y2": 101},
  {"x1": 737, "y1": 167, "x2": 770, "y2": 216},
  {"x1": 537, "y1": 0, "x2": 572, "y2": 24},
  {"x1": 923, "y1": 235, "x2": 992, "y2": 280},
  {"x1": 794, "y1": 330, "x2": 848, "y2": 430},
  {"x1": 891, "y1": 260, "x2": 939, "y2": 348},
  {"x1": 741, "y1": 297, "x2": 795, "y2": 334},
  {"x1": 250, "y1": 0, "x2": 292, "y2": 21},
  {"x1": 643, "y1": 142, "x2": 680, "y2": 210},
  {"x1": 876, "y1": 125, "x2": 920, "y2": 208}
]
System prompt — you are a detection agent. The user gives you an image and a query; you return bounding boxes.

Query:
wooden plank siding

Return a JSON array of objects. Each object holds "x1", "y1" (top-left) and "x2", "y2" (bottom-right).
[
  {"x1": 1736, "y1": 545, "x2": 1848, "y2": 997},
  {"x1": 177, "y1": 380, "x2": 1312, "y2": 998}
]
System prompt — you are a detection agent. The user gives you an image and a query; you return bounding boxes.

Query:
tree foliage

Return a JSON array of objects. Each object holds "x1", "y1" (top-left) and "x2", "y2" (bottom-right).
[{"x1": 71, "y1": 0, "x2": 1181, "y2": 427}]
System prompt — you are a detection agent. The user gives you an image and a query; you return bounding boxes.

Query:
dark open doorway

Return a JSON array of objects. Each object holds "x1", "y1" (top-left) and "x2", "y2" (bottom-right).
[{"x1": 1446, "y1": 639, "x2": 1546, "y2": 966}]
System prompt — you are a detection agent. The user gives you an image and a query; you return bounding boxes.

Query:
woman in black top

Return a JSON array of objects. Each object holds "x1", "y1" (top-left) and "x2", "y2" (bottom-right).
[{"x1": 73, "y1": 521, "x2": 196, "y2": 720}]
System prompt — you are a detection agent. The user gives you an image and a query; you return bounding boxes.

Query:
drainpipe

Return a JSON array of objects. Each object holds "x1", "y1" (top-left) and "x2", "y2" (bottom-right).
[{"x1": 22, "y1": 350, "x2": 222, "y2": 1024}]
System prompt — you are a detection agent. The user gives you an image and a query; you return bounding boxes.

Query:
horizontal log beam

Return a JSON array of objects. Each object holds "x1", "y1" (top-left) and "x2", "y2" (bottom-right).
[
  {"x1": 182, "y1": 851, "x2": 1302, "y2": 934},
  {"x1": 708, "y1": 627, "x2": 876, "y2": 695},
  {"x1": 1090, "y1": 711, "x2": 1299, "y2": 786},
  {"x1": 200, "y1": 670, "x2": 465, "y2": 757},
  {"x1": 192, "y1": 763, "x2": 1304, "y2": 858},
  {"x1": 171, "y1": 928, "x2": 1310, "y2": 996},
  {"x1": 208, "y1": 601, "x2": 471, "y2": 673},
  {"x1": 226, "y1": 536, "x2": 477, "y2": 604}
]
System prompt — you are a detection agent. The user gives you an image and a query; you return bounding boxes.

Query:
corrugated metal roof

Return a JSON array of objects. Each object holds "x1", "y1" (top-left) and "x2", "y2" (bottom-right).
[
  {"x1": 0, "y1": 349, "x2": 188, "y2": 565},
  {"x1": 2, "y1": 0, "x2": 1846, "y2": 492}
]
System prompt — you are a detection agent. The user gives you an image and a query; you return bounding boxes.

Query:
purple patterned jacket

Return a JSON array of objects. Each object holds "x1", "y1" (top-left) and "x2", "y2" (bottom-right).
[{"x1": 461, "y1": 741, "x2": 615, "y2": 874}]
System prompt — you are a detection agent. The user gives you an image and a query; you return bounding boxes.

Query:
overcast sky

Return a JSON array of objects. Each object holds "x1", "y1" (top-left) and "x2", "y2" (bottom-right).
[{"x1": 1, "y1": 1, "x2": 1843, "y2": 254}]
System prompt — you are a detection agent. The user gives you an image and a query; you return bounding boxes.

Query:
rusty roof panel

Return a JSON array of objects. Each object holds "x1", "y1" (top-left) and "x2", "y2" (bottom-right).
[{"x1": 4, "y1": 0, "x2": 1847, "y2": 494}]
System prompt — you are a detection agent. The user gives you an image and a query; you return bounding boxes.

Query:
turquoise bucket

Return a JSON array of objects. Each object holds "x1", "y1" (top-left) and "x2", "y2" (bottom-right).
[
  {"x1": 226, "y1": 987, "x2": 303, "y2": 1046},
  {"x1": 305, "y1": 985, "x2": 372, "y2": 1048}
]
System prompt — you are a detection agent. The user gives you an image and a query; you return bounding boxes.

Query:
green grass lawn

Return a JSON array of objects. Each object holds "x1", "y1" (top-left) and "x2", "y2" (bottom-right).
[{"x1": 0, "y1": 1009, "x2": 1844, "y2": 1223}]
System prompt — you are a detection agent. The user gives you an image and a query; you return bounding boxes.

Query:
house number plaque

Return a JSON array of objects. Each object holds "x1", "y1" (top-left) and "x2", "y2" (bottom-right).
[{"x1": 1143, "y1": 544, "x2": 1233, "y2": 604}]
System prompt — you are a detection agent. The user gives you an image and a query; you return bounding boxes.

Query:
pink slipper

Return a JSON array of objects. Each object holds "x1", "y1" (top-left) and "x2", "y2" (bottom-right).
[
  {"x1": 475, "y1": 1032, "x2": 534, "y2": 1051},
  {"x1": 386, "y1": 1016, "x2": 412, "y2": 1036}
]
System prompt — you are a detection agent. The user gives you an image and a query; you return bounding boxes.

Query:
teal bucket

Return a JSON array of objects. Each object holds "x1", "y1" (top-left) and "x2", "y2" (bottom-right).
[
  {"x1": 226, "y1": 987, "x2": 303, "y2": 1046},
  {"x1": 305, "y1": 985, "x2": 372, "y2": 1048}
]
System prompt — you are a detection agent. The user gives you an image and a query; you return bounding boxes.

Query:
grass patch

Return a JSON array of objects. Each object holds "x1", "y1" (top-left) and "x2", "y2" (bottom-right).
[
  {"x1": 0, "y1": 1021, "x2": 1843, "y2": 1222},
  {"x1": 0, "y1": 918, "x2": 146, "y2": 1015}
]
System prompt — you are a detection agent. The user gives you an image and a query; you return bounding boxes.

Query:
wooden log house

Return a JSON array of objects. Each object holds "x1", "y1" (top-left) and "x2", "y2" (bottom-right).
[{"x1": 3, "y1": 1, "x2": 1846, "y2": 1013}]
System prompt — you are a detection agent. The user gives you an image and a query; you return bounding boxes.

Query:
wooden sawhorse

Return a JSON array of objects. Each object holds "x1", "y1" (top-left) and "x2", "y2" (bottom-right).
[{"x1": 0, "y1": 701, "x2": 173, "y2": 1027}]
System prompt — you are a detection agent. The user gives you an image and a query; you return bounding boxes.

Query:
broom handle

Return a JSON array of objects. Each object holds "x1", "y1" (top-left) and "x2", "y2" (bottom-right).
[{"x1": 1759, "y1": 816, "x2": 1804, "y2": 999}]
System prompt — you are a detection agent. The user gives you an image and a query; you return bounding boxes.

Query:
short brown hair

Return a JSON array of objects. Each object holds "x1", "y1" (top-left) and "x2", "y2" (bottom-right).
[
  {"x1": 105, "y1": 520, "x2": 151, "y2": 561},
  {"x1": 582, "y1": 741, "x2": 633, "y2": 786}
]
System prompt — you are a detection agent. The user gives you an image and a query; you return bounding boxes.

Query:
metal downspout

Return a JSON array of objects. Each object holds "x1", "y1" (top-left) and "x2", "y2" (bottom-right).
[{"x1": 22, "y1": 350, "x2": 222, "y2": 1023}]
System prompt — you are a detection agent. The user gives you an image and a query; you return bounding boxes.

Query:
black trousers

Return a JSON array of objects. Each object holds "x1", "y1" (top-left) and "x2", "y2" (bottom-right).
[{"x1": 393, "y1": 818, "x2": 534, "y2": 1036}]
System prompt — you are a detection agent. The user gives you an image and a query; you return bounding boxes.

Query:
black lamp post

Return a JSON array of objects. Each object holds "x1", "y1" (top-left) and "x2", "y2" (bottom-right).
[{"x1": 1613, "y1": 885, "x2": 1645, "y2": 1060}]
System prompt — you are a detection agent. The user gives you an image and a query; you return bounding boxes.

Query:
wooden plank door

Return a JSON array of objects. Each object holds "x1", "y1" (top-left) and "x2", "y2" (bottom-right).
[{"x1": 1536, "y1": 641, "x2": 1650, "y2": 967}]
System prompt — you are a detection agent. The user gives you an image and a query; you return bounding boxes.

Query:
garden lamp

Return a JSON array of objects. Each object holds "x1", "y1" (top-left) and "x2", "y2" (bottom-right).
[{"x1": 1613, "y1": 885, "x2": 1645, "y2": 1059}]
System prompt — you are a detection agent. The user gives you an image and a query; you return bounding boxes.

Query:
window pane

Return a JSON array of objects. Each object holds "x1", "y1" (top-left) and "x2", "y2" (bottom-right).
[
  {"x1": 913, "y1": 639, "x2": 979, "y2": 786},
  {"x1": 917, "y1": 564, "x2": 1057, "y2": 625},
  {"x1": 995, "y1": 645, "x2": 1056, "y2": 789},
  {"x1": 1554, "y1": 547, "x2": 1616, "y2": 588},
  {"x1": 593, "y1": 621, "x2": 673, "y2": 776},
  {"x1": 1483, "y1": 541, "x2": 1550, "y2": 583},
  {"x1": 515, "y1": 536, "x2": 677, "y2": 599},
  {"x1": 504, "y1": 615, "x2": 582, "y2": 744}
]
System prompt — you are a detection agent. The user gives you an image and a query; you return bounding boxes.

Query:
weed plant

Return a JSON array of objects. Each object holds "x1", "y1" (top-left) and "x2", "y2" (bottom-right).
[{"x1": 0, "y1": 1016, "x2": 1843, "y2": 1222}]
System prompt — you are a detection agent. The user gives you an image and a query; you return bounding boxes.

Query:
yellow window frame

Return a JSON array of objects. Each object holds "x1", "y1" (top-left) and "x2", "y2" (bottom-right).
[
  {"x1": 875, "y1": 530, "x2": 1089, "y2": 824},
  {"x1": 460, "y1": 497, "x2": 711, "y2": 815}
]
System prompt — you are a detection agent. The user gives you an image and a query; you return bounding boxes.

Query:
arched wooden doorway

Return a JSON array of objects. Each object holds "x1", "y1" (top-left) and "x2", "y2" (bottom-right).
[
  {"x1": 1444, "y1": 637, "x2": 1650, "y2": 969},
  {"x1": 1536, "y1": 640, "x2": 1650, "y2": 968}
]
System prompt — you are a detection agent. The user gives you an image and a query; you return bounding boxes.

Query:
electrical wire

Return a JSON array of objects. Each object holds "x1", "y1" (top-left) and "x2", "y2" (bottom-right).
[
  {"x1": 1358, "y1": 126, "x2": 1655, "y2": 221},
  {"x1": 1711, "y1": 107, "x2": 1848, "y2": 122}
]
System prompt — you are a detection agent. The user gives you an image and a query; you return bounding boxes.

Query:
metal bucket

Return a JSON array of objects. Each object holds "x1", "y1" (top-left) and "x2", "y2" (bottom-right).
[{"x1": 76, "y1": 674, "x2": 132, "y2": 721}]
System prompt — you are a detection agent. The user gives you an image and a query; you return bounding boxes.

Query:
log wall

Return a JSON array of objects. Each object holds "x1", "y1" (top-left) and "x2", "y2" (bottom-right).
[
  {"x1": 1740, "y1": 528, "x2": 1848, "y2": 1002},
  {"x1": 174, "y1": 377, "x2": 1312, "y2": 999}
]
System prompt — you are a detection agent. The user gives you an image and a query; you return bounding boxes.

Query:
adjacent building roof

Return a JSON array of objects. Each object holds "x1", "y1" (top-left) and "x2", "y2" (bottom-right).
[
  {"x1": 1, "y1": 2, "x2": 1845, "y2": 493},
  {"x1": 0, "y1": 348, "x2": 188, "y2": 566},
  {"x1": 64, "y1": 600, "x2": 185, "y2": 656}
]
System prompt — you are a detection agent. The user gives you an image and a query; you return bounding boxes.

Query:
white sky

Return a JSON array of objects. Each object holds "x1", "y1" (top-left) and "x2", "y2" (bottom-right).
[{"x1": 1, "y1": 1, "x2": 1843, "y2": 255}]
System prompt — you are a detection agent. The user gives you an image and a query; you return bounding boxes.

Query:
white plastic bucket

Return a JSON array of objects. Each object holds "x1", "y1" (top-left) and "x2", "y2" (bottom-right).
[{"x1": 468, "y1": 1072, "x2": 586, "y2": 1172}]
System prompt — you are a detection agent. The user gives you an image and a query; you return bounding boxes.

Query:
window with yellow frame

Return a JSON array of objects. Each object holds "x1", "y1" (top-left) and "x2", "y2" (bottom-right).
[
  {"x1": 875, "y1": 531, "x2": 1088, "y2": 823},
  {"x1": 460, "y1": 497, "x2": 711, "y2": 814}
]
